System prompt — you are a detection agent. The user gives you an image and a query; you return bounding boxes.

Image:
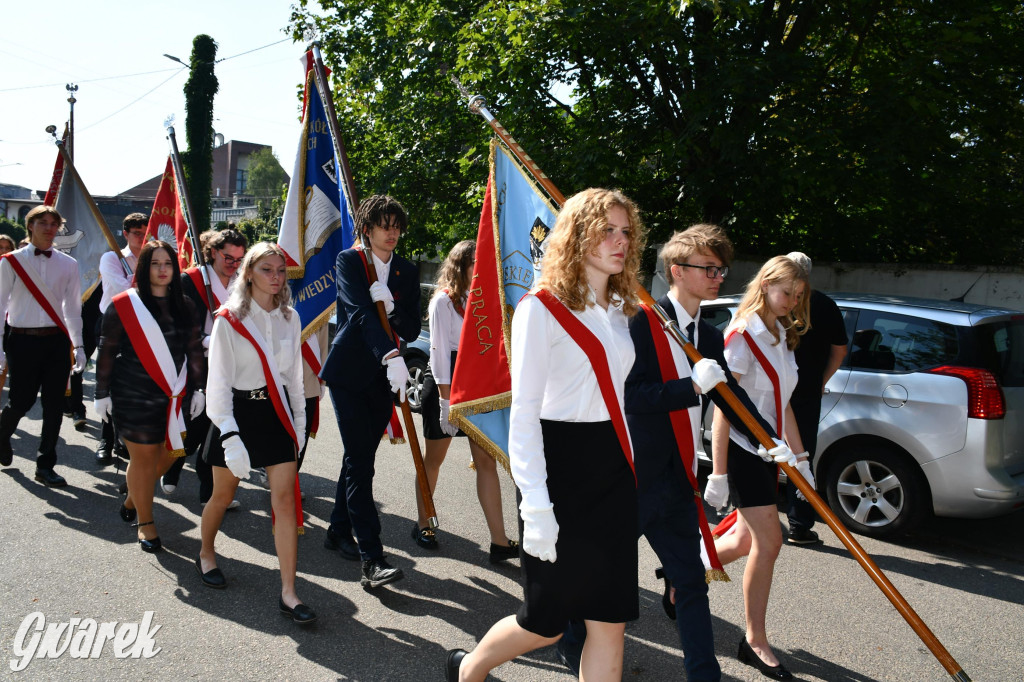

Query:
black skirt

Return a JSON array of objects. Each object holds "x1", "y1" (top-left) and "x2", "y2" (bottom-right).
[
  {"x1": 726, "y1": 438, "x2": 780, "y2": 508},
  {"x1": 208, "y1": 389, "x2": 297, "y2": 469},
  {"x1": 516, "y1": 419, "x2": 639, "y2": 637},
  {"x1": 420, "y1": 351, "x2": 466, "y2": 440}
]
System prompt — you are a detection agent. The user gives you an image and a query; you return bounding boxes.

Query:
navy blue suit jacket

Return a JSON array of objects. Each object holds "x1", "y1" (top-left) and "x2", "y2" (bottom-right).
[
  {"x1": 320, "y1": 247, "x2": 421, "y2": 392},
  {"x1": 625, "y1": 295, "x2": 776, "y2": 500}
]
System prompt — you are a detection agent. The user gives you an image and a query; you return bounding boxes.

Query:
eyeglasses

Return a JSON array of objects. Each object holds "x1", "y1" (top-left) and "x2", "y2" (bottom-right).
[
  {"x1": 674, "y1": 262, "x2": 729, "y2": 279},
  {"x1": 219, "y1": 254, "x2": 243, "y2": 265}
]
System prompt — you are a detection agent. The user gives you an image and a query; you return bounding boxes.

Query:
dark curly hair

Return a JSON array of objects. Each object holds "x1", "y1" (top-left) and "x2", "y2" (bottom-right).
[{"x1": 354, "y1": 194, "x2": 408, "y2": 245}]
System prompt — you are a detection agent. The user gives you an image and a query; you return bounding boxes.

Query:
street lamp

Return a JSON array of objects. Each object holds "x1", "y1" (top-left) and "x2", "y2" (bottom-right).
[{"x1": 163, "y1": 54, "x2": 189, "y2": 68}]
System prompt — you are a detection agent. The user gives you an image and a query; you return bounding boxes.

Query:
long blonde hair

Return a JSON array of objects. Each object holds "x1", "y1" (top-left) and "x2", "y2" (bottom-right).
[
  {"x1": 434, "y1": 239, "x2": 475, "y2": 307},
  {"x1": 223, "y1": 242, "x2": 292, "y2": 321},
  {"x1": 735, "y1": 255, "x2": 810, "y2": 350},
  {"x1": 537, "y1": 188, "x2": 645, "y2": 316}
]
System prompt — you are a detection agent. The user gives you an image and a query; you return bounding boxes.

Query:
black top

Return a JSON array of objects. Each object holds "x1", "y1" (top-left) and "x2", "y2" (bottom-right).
[
  {"x1": 792, "y1": 289, "x2": 848, "y2": 403},
  {"x1": 94, "y1": 294, "x2": 205, "y2": 399}
]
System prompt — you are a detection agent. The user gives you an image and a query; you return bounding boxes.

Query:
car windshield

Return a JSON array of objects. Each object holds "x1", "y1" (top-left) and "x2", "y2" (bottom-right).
[{"x1": 973, "y1": 318, "x2": 1024, "y2": 387}]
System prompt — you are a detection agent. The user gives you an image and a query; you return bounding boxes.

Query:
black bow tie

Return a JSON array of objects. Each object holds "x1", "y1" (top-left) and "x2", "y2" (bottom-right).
[{"x1": 35, "y1": 248, "x2": 52, "y2": 258}]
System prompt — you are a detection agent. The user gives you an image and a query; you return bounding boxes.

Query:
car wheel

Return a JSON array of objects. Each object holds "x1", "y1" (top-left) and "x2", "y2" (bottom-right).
[
  {"x1": 823, "y1": 445, "x2": 930, "y2": 539},
  {"x1": 405, "y1": 358, "x2": 427, "y2": 413}
]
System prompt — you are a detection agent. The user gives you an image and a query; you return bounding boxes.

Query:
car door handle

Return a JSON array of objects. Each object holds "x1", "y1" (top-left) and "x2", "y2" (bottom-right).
[{"x1": 823, "y1": 388, "x2": 831, "y2": 395}]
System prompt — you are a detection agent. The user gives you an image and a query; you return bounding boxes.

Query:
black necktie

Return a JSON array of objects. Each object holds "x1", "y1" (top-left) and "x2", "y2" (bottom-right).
[
  {"x1": 35, "y1": 248, "x2": 52, "y2": 258},
  {"x1": 685, "y1": 321, "x2": 695, "y2": 344}
]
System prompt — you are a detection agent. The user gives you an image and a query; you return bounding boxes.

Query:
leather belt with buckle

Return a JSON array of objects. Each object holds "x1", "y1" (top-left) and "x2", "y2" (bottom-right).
[
  {"x1": 233, "y1": 387, "x2": 269, "y2": 400},
  {"x1": 10, "y1": 326, "x2": 62, "y2": 336}
]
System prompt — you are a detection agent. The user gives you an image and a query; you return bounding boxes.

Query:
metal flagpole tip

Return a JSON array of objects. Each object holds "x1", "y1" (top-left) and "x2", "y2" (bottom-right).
[
  {"x1": 427, "y1": 516, "x2": 439, "y2": 530},
  {"x1": 468, "y1": 94, "x2": 487, "y2": 114},
  {"x1": 164, "y1": 115, "x2": 175, "y2": 131}
]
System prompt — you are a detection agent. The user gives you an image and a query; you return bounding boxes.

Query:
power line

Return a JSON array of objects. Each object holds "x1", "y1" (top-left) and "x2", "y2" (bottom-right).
[
  {"x1": 0, "y1": 67, "x2": 182, "y2": 93},
  {"x1": 219, "y1": 37, "x2": 292, "y2": 63},
  {"x1": 76, "y1": 69, "x2": 186, "y2": 133}
]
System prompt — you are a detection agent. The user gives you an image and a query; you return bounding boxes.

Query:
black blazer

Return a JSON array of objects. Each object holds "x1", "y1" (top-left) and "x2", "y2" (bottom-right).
[
  {"x1": 320, "y1": 247, "x2": 421, "y2": 392},
  {"x1": 625, "y1": 295, "x2": 776, "y2": 496}
]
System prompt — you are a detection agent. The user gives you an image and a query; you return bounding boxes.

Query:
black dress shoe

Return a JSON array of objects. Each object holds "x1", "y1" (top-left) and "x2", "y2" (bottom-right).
[
  {"x1": 787, "y1": 528, "x2": 822, "y2": 546},
  {"x1": 361, "y1": 557, "x2": 403, "y2": 589},
  {"x1": 73, "y1": 412, "x2": 87, "y2": 431},
  {"x1": 655, "y1": 567, "x2": 676, "y2": 620},
  {"x1": 411, "y1": 524, "x2": 439, "y2": 549},
  {"x1": 323, "y1": 527, "x2": 360, "y2": 561},
  {"x1": 195, "y1": 558, "x2": 227, "y2": 589},
  {"x1": 444, "y1": 649, "x2": 467, "y2": 682},
  {"x1": 95, "y1": 444, "x2": 113, "y2": 466},
  {"x1": 135, "y1": 521, "x2": 162, "y2": 554},
  {"x1": 0, "y1": 437, "x2": 12, "y2": 467},
  {"x1": 737, "y1": 638, "x2": 793, "y2": 680},
  {"x1": 119, "y1": 503, "x2": 137, "y2": 523},
  {"x1": 489, "y1": 539, "x2": 519, "y2": 564},
  {"x1": 279, "y1": 598, "x2": 317, "y2": 625},
  {"x1": 555, "y1": 637, "x2": 581, "y2": 676},
  {"x1": 113, "y1": 441, "x2": 129, "y2": 461},
  {"x1": 34, "y1": 468, "x2": 67, "y2": 488}
]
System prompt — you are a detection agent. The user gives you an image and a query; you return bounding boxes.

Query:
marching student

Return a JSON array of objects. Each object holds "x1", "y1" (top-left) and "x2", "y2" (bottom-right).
[
  {"x1": 94, "y1": 240, "x2": 205, "y2": 552},
  {"x1": 320, "y1": 195, "x2": 420, "y2": 590},
  {"x1": 198, "y1": 242, "x2": 314, "y2": 625},
  {"x1": 411, "y1": 239, "x2": 517, "y2": 562},
  {"x1": 706, "y1": 255, "x2": 811, "y2": 680},
  {"x1": 0, "y1": 206, "x2": 86, "y2": 487},
  {"x1": 92, "y1": 212, "x2": 147, "y2": 466},
  {"x1": 161, "y1": 228, "x2": 248, "y2": 507},
  {"x1": 446, "y1": 188, "x2": 645, "y2": 682}
]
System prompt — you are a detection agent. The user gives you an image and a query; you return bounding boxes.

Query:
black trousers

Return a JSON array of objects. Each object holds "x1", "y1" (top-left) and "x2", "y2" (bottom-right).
[
  {"x1": 65, "y1": 287, "x2": 102, "y2": 416},
  {"x1": 0, "y1": 332, "x2": 72, "y2": 470},
  {"x1": 162, "y1": 398, "x2": 215, "y2": 503},
  {"x1": 328, "y1": 377, "x2": 393, "y2": 561},
  {"x1": 787, "y1": 397, "x2": 821, "y2": 531}
]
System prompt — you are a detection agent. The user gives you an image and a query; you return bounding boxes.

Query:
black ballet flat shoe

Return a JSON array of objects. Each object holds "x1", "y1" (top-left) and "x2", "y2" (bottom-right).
[
  {"x1": 411, "y1": 524, "x2": 439, "y2": 549},
  {"x1": 655, "y1": 567, "x2": 676, "y2": 621},
  {"x1": 134, "y1": 521, "x2": 162, "y2": 554},
  {"x1": 488, "y1": 539, "x2": 519, "y2": 564},
  {"x1": 737, "y1": 638, "x2": 793, "y2": 680},
  {"x1": 195, "y1": 558, "x2": 227, "y2": 589},
  {"x1": 445, "y1": 649, "x2": 467, "y2": 682},
  {"x1": 119, "y1": 502, "x2": 137, "y2": 523},
  {"x1": 279, "y1": 598, "x2": 317, "y2": 625}
]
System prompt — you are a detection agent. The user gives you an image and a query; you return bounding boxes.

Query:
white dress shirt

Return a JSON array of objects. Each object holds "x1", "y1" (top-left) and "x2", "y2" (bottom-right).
[
  {"x1": 428, "y1": 291, "x2": 462, "y2": 385},
  {"x1": 206, "y1": 303, "x2": 306, "y2": 442},
  {"x1": 509, "y1": 288, "x2": 635, "y2": 508},
  {"x1": 99, "y1": 247, "x2": 139, "y2": 313},
  {"x1": 667, "y1": 296, "x2": 701, "y2": 467},
  {"x1": 370, "y1": 249, "x2": 393, "y2": 286},
  {"x1": 723, "y1": 313, "x2": 799, "y2": 454},
  {"x1": 0, "y1": 245, "x2": 83, "y2": 347}
]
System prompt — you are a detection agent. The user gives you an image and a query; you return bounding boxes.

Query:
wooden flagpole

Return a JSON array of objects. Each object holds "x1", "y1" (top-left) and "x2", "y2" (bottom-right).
[{"x1": 450, "y1": 77, "x2": 971, "y2": 682}]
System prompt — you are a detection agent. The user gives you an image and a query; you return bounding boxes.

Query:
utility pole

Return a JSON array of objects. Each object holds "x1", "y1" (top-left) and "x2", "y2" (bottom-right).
[{"x1": 65, "y1": 83, "x2": 78, "y2": 161}]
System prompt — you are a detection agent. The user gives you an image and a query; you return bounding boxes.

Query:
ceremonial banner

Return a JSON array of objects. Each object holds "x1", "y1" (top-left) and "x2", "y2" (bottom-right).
[
  {"x1": 279, "y1": 51, "x2": 354, "y2": 342},
  {"x1": 449, "y1": 139, "x2": 559, "y2": 471},
  {"x1": 51, "y1": 152, "x2": 120, "y2": 301},
  {"x1": 144, "y1": 156, "x2": 191, "y2": 268},
  {"x1": 42, "y1": 125, "x2": 68, "y2": 206}
]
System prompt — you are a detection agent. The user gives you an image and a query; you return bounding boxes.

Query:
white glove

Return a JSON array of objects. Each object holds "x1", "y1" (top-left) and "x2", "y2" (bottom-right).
[
  {"x1": 202, "y1": 335, "x2": 211, "y2": 350},
  {"x1": 521, "y1": 504, "x2": 559, "y2": 563},
  {"x1": 190, "y1": 391, "x2": 206, "y2": 420},
  {"x1": 94, "y1": 396, "x2": 112, "y2": 421},
  {"x1": 757, "y1": 439, "x2": 797, "y2": 466},
  {"x1": 72, "y1": 347, "x2": 87, "y2": 374},
  {"x1": 223, "y1": 435, "x2": 251, "y2": 480},
  {"x1": 385, "y1": 355, "x2": 408, "y2": 403},
  {"x1": 704, "y1": 473, "x2": 729, "y2": 511},
  {"x1": 794, "y1": 458, "x2": 814, "y2": 501},
  {"x1": 439, "y1": 398, "x2": 459, "y2": 437},
  {"x1": 691, "y1": 358, "x2": 726, "y2": 394},
  {"x1": 369, "y1": 281, "x2": 395, "y2": 315}
]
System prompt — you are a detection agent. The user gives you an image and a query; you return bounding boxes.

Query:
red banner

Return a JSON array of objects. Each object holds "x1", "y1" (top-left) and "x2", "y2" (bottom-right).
[{"x1": 145, "y1": 157, "x2": 191, "y2": 268}]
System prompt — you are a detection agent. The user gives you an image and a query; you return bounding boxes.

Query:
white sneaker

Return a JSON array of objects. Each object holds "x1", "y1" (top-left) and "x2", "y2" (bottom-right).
[
  {"x1": 226, "y1": 499, "x2": 241, "y2": 510},
  {"x1": 160, "y1": 478, "x2": 177, "y2": 495},
  {"x1": 253, "y1": 469, "x2": 269, "y2": 489}
]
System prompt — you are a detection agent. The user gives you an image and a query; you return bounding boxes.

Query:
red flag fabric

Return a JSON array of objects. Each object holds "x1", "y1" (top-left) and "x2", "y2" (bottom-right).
[
  {"x1": 145, "y1": 157, "x2": 191, "y2": 268},
  {"x1": 43, "y1": 126, "x2": 69, "y2": 206}
]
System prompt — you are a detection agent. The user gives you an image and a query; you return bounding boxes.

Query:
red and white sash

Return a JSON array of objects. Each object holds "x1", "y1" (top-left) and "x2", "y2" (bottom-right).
[
  {"x1": 641, "y1": 305, "x2": 728, "y2": 581},
  {"x1": 218, "y1": 308, "x2": 304, "y2": 533},
  {"x1": 185, "y1": 266, "x2": 230, "y2": 315},
  {"x1": 301, "y1": 337, "x2": 322, "y2": 437},
  {"x1": 112, "y1": 289, "x2": 188, "y2": 455},
  {"x1": 534, "y1": 289, "x2": 636, "y2": 480},
  {"x1": 4, "y1": 252, "x2": 71, "y2": 339}
]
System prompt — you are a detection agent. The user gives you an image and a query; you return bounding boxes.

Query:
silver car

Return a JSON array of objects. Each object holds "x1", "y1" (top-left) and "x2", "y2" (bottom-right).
[{"x1": 697, "y1": 293, "x2": 1024, "y2": 538}]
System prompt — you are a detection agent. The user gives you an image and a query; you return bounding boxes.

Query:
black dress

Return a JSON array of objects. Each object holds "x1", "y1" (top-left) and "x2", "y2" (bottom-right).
[{"x1": 95, "y1": 294, "x2": 204, "y2": 446}]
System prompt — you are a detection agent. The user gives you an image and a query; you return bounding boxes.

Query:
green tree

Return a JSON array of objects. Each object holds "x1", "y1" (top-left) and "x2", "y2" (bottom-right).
[
  {"x1": 246, "y1": 147, "x2": 289, "y2": 200},
  {"x1": 183, "y1": 34, "x2": 219, "y2": 231},
  {"x1": 291, "y1": 0, "x2": 1024, "y2": 265},
  {"x1": 0, "y1": 216, "x2": 26, "y2": 244}
]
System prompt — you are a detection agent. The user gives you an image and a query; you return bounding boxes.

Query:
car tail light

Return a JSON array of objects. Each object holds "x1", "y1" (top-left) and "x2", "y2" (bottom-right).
[{"x1": 927, "y1": 365, "x2": 1006, "y2": 419}]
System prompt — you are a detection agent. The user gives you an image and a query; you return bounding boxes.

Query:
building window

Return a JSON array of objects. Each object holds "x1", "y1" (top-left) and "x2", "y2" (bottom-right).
[{"x1": 235, "y1": 168, "x2": 248, "y2": 194}]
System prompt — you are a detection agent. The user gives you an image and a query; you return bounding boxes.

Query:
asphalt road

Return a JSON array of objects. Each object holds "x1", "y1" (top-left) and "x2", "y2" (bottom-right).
[{"x1": 1, "y1": 371, "x2": 1022, "y2": 681}]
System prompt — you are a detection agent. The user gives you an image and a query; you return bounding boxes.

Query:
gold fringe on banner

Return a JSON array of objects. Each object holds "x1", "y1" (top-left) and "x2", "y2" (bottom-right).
[{"x1": 706, "y1": 568, "x2": 731, "y2": 584}]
